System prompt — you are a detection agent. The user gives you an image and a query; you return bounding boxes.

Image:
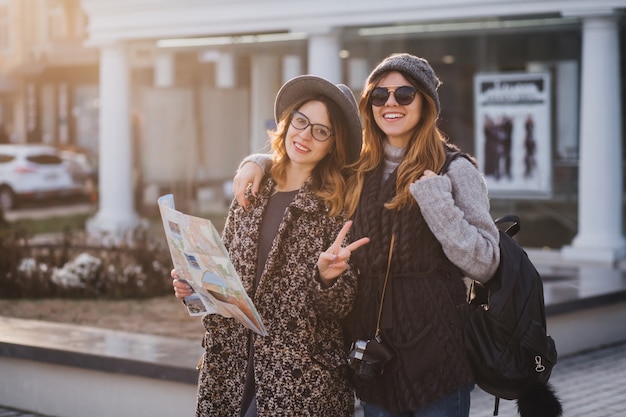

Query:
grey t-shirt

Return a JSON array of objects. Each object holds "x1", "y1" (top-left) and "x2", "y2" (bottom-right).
[{"x1": 241, "y1": 188, "x2": 298, "y2": 417}]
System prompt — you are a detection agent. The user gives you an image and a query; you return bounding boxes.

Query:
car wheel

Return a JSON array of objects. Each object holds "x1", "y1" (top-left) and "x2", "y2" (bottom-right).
[{"x1": 0, "y1": 186, "x2": 15, "y2": 211}]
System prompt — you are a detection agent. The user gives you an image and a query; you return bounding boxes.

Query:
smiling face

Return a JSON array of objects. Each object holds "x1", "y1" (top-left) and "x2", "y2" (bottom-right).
[
  {"x1": 372, "y1": 71, "x2": 423, "y2": 149},
  {"x1": 285, "y1": 100, "x2": 334, "y2": 172}
]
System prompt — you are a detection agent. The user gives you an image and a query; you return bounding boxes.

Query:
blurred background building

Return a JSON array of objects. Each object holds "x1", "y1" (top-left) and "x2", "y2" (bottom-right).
[
  {"x1": 0, "y1": 0, "x2": 624, "y2": 262},
  {"x1": 0, "y1": 0, "x2": 96, "y2": 150}
]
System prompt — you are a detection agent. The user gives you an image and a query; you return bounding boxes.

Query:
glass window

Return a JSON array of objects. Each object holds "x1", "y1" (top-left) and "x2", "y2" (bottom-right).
[{"x1": 27, "y1": 154, "x2": 63, "y2": 165}]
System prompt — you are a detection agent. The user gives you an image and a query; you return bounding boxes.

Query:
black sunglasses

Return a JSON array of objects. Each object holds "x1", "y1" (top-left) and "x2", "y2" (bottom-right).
[{"x1": 370, "y1": 86, "x2": 418, "y2": 106}]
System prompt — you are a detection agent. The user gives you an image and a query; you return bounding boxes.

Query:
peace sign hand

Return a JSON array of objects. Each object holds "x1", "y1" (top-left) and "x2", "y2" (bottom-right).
[{"x1": 317, "y1": 220, "x2": 370, "y2": 283}]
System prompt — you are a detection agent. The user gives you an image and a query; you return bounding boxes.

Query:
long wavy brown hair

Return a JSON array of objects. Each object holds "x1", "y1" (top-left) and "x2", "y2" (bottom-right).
[
  {"x1": 345, "y1": 70, "x2": 449, "y2": 217},
  {"x1": 269, "y1": 96, "x2": 352, "y2": 217}
]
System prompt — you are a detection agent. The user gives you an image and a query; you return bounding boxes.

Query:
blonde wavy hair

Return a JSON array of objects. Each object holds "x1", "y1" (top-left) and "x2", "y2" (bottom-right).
[
  {"x1": 269, "y1": 96, "x2": 352, "y2": 217},
  {"x1": 345, "y1": 71, "x2": 449, "y2": 217}
]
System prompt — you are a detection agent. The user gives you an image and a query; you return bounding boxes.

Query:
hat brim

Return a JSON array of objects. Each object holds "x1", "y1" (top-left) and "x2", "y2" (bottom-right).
[{"x1": 274, "y1": 75, "x2": 362, "y2": 164}]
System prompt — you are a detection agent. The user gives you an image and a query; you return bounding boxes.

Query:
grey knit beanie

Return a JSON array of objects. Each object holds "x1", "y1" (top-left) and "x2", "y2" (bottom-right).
[{"x1": 366, "y1": 53, "x2": 441, "y2": 114}]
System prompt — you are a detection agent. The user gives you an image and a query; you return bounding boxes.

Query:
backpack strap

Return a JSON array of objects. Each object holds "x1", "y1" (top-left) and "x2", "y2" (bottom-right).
[
  {"x1": 495, "y1": 215, "x2": 521, "y2": 237},
  {"x1": 439, "y1": 151, "x2": 461, "y2": 175},
  {"x1": 439, "y1": 146, "x2": 478, "y2": 175}
]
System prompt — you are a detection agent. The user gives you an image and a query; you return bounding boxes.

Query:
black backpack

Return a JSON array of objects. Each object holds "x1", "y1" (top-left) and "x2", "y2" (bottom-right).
[
  {"x1": 465, "y1": 215, "x2": 561, "y2": 416},
  {"x1": 441, "y1": 150, "x2": 562, "y2": 417}
]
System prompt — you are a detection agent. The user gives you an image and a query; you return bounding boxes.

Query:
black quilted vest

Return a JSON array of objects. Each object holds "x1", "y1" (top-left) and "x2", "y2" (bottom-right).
[{"x1": 345, "y1": 164, "x2": 474, "y2": 412}]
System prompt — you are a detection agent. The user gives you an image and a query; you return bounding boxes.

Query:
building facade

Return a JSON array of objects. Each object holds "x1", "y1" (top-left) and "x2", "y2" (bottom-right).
[
  {"x1": 7, "y1": 0, "x2": 625, "y2": 261},
  {"x1": 0, "y1": 0, "x2": 98, "y2": 152}
]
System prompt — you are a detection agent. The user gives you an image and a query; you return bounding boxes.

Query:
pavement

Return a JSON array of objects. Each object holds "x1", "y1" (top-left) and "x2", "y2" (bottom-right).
[
  {"x1": 469, "y1": 340, "x2": 626, "y2": 417},
  {"x1": 3, "y1": 201, "x2": 95, "y2": 222},
  {"x1": 0, "y1": 407, "x2": 46, "y2": 417},
  {"x1": 1, "y1": 339, "x2": 625, "y2": 416}
]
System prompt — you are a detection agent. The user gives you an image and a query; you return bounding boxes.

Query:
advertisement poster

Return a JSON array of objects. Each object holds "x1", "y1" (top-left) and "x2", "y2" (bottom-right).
[{"x1": 474, "y1": 72, "x2": 552, "y2": 197}]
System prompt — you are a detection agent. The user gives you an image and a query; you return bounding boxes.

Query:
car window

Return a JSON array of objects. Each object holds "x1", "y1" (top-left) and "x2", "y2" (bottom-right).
[
  {"x1": 27, "y1": 154, "x2": 64, "y2": 165},
  {"x1": 0, "y1": 154, "x2": 15, "y2": 163}
]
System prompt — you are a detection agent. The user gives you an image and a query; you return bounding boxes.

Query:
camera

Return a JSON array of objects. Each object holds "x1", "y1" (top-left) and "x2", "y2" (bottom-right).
[{"x1": 347, "y1": 336, "x2": 394, "y2": 383}]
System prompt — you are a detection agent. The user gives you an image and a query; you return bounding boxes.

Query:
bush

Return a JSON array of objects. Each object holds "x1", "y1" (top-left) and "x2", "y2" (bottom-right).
[{"x1": 0, "y1": 225, "x2": 173, "y2": 299}]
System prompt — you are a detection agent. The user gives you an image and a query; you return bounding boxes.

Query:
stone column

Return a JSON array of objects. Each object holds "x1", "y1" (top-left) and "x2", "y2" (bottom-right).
[
  {"x1": 216, "y1": 52, "x2": 236, "y2": 89},
  {"x1": 58, "y1": 83, "x2": 69, "y2": 145},
  {"x1": 250, "y1": 54, "x2": 280, "y2": 152},
  {"x1": 562, "y1": 10, "x2": 625, "y2": 263},
  {"x1": 348, "y1": 57, "x2": 369, "y2": 91},
  {"x1": 307, "y1": 27, "x2": 341, "y2": 83},
  {"x1": 87, "y1": 42, "x2": 139, "y2": 242},
  {"x1": 154, "y1": 51, "x2": 175, "y2": 88},
  {"x1": 282, "y1": 55, "x2": 302, "y2": 84},
  {"x1": 555, "y1": 61, "x2": 579, "y2": 160}
]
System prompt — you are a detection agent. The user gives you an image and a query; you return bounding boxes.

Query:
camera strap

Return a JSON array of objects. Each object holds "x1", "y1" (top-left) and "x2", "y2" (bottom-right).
[{"x1": 375, "y1": 233, "x2": 395, "y2": 340}]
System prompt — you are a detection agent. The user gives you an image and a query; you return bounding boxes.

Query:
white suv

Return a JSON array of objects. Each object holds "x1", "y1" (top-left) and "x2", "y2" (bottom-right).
[{"x1": 0, "y1": 144, "x2": 85, "y2": 210}]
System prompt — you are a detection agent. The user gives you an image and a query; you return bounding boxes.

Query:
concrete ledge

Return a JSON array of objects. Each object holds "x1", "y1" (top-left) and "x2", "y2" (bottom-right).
[
  {"x1": 0, "y1": 357, "x2": 198, "y2": 417},
  {"x1": 0, "y1": 317, "x2": 202, "y2": 417},
  {"x1": 546, "y1": 289, "x2": 626, "y2": 316},
  {"x1": 0, "y1": 317, "x2": 202, "y2": 384},
  {"x1": 528, "y1": 255, "x2": 626, "y2": 355},
  {"x1": 547, "y1": 301, "x2": 626, "y2": 356},
  {"x1": 0, "y1": 341, "x2": 198, "y2": 384}
]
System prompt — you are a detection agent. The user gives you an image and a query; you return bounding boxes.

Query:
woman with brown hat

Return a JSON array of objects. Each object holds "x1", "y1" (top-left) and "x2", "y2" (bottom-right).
[
  {"x1": 234, "y1": 53, "x2": 500, "y2": 417},
  {"x1": 172, "y1": 75, "x2": 369, "y2": 417}
]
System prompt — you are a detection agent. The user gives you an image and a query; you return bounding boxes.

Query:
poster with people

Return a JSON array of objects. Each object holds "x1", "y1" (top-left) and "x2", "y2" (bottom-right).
[{"x1": 474, "y1": 72, "x2": 552, "y2": 197}]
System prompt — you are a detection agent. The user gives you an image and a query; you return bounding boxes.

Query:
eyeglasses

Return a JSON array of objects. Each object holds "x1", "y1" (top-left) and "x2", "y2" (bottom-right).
[
  {"x1": 370, "y1": 86, "x2": 418, "y2": 107},
  {"x1": 290, "y1": 111, "x2": 333, "y2": 142}
]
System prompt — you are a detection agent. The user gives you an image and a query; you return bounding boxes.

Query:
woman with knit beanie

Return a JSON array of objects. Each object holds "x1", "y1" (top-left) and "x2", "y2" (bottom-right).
[{"x1": 234, "y1": 53, "x2": 500, "y2": 416}]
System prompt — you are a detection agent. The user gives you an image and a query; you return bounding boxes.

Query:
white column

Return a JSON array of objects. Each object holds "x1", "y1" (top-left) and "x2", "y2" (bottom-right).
[
  {"x1": 348, "y1": 57, "x2": 369, "y2": 91},
  {"x1": 307, "y1": 28, "x2": 341, "y2": 83},
  {"x1": 58, "y1": 83, "x2": 69, "y2": 145},
  {"x1": 154, "y1": 51, "x2": 175, "y2": 88},
  {"x1": 198, "y1": 50, "x2": 235, "y2": 88},
  {"x1": 216, "y1": 52, "x2": 235, "y2": 88},
  {"x1": 562, "y1": 11, "x2": 625, "y2": 263},
  {"x1": 250, "y1": 55, "x2": 280, "y2": 152},
  {"x1": 555, "y1": 61, "x2": 580, "y2": 160},
  {"x1": 87, "y1": 42, "x2": 139, "y2": 241},
  {"x1": 282, "y1": 55, "x2": 302, "y2": 84}
]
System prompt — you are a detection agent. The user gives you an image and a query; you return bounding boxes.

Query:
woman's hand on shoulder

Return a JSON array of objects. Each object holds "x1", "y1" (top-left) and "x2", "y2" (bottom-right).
[
  {"x1": 233, "y1": 162, "x2": 264, "y2": 208},
  {"x1": 419, "y1": 169, "x2": 437, "y2": 180},
  {"x1": 409, "y1": 168, "x2": 449, "y2": 200}
]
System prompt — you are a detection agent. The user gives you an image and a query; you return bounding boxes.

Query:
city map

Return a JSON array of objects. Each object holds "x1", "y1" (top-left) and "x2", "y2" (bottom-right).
[{"x1": 157, "y1": 194, "x2": 267, "y2": 336}]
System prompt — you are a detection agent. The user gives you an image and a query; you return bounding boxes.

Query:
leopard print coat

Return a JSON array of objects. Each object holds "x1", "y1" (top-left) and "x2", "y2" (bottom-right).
[{"x1": 195, "y1": 176, "x2": 357, "y2": 417}]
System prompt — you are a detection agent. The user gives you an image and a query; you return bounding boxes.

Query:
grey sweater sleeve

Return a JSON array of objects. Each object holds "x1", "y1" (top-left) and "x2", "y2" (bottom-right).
[
  {"x1": 409, "y1": 157, "x2": 500, "y2": 282},
  {"x1": 239, "y1": 153, "x2": 272, "y2": 174}
]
